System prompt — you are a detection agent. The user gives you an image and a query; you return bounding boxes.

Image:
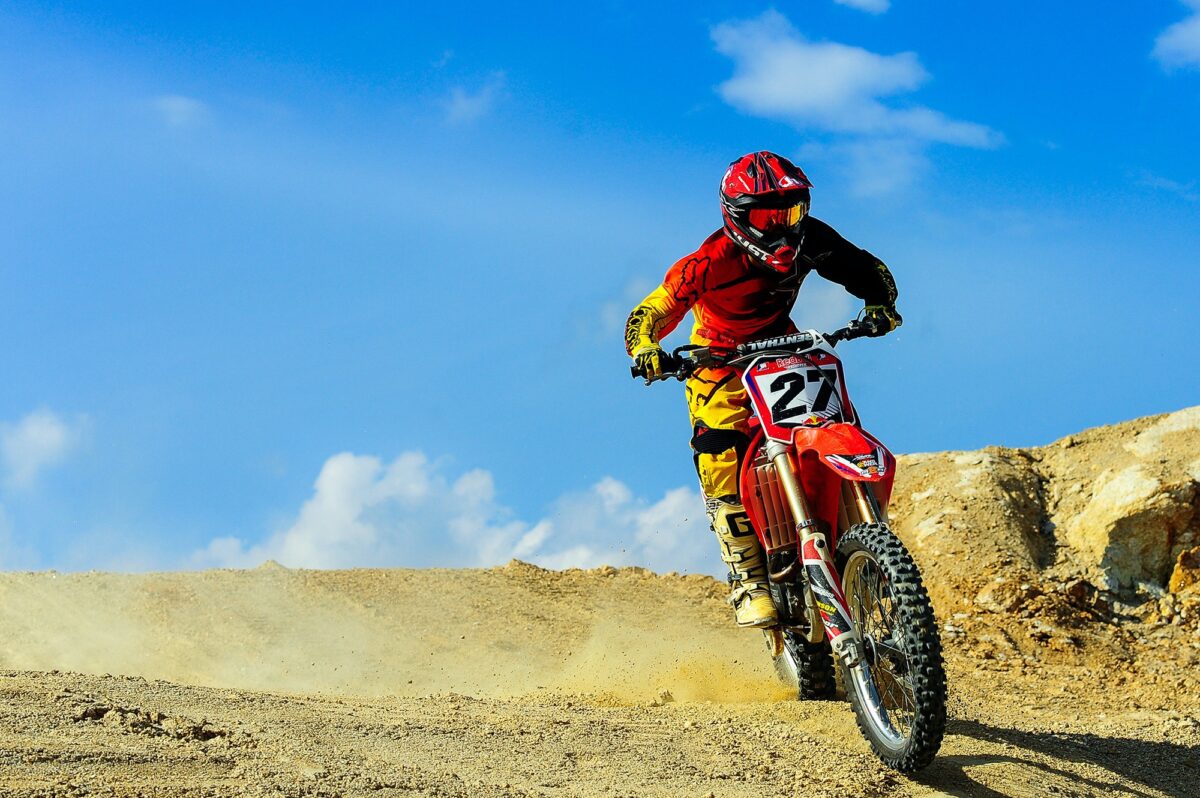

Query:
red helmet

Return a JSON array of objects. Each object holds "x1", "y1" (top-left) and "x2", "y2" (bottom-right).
[{"x1": 720, "y1": 151, "x2": 813, "y2": 273}]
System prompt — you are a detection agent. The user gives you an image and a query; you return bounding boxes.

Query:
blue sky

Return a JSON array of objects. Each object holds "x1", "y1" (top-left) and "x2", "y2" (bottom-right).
[{"x1": 1, "y1": 1, "x2": 1197, "y2": 573}]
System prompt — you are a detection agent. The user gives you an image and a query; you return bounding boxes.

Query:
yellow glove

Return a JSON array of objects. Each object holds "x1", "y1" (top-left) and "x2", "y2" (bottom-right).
[
  {"x1": 632, "y1": 342, "x2": 666, "y2": 381},
  {"x1": 862, "y1": 305, "x2": 902, "y2": 337}
]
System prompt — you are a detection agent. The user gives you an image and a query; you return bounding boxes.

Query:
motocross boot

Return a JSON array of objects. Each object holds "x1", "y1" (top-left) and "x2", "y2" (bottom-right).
[{"x1": 708, "y1": 498, "x2": 778, "y2": 628}]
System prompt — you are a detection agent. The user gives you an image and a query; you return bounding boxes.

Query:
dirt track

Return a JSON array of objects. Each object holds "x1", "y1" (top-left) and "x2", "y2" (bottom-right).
[
  {"x1": 0, "y1": 564, "x2": 1196, "y2": 798},
  {"x1": 0, "y1": 409, "x2": 1198, "y2": 796},
  {"x1": 1, "y1": 662, "x2": 1196, "y2": 798}
]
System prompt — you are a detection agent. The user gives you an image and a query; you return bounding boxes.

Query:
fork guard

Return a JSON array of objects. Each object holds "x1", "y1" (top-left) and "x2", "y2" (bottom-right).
[{"x1": 800, "y1": 532, "x2": 862, "y2": 665}]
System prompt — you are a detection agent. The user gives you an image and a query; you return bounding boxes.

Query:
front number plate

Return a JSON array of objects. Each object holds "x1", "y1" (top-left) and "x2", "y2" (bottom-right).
[{"x1": 744, "y1": 352, "x2": 849, "y2": 442}]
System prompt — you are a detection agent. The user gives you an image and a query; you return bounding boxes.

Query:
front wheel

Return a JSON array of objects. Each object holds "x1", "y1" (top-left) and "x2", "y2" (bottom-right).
[{"x1": 836, "y1": 522, "x2": 946, "y2": 772}]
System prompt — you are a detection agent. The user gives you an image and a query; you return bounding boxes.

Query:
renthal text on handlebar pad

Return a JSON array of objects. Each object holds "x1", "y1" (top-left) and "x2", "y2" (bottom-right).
[{"x1": 740, "y1": 332, "x2": 817, "y2": 353}]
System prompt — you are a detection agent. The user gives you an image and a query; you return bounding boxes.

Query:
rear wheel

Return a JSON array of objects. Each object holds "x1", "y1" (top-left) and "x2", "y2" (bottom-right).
[
  {"x1": 773, "y1": 629, "x2": 836, "y2": 700},
  {"x1": 836, "y1": 522, "x2": 946, "y2": 772}
]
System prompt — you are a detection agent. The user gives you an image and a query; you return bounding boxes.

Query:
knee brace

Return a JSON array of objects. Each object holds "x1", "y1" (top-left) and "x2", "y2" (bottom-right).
[
  {"x1": 690, "y1": 424, "x2": 749, "y2": 501},
  {"x1": 690, "y1": 425, "x2": 748, "y2": 455}
]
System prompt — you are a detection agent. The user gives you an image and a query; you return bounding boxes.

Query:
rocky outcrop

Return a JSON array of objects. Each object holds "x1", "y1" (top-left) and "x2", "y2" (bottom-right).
[
  {"x1": 1058, "y1": 467, "x2": 1196, "y2": 589},
  {"x1": 889, "y1": 447, "x2": 1050, "y2": 612},
  {"x1": 1040, "y1": 406, "x2": 1200, "y2": 590},
  {"x1": 890, "y1": 406, "x2": 1200, "y2": 609}
]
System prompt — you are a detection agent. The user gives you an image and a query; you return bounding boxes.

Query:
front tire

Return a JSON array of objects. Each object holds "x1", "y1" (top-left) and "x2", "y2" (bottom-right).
[{"x1": 836, "y1": 522, "x2": 946, "y2": 772}]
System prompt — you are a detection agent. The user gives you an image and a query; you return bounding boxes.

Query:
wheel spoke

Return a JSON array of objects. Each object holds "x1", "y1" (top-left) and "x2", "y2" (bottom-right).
[
  {"x1": 837, "y1": 525, "x2": 947, "y2": 770},
  {"x1": 846, "y1": 548, "x2": 922, "y2": 739}
]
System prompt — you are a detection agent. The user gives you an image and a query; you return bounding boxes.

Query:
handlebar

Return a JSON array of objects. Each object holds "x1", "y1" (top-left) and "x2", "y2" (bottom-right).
[{"x1": 629, "y1": 318, "x2": 880, "y2": 384}]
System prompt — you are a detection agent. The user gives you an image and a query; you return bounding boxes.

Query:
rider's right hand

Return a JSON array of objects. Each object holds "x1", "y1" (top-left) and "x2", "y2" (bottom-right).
[{"x1": 632, "y1": 343, "x2": 667, "y2": 381}]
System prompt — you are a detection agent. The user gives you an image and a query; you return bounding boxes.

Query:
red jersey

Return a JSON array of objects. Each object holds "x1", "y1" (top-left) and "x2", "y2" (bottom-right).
[{"x1": 625, "y1": 218, "x2": 899, "y2": 351}]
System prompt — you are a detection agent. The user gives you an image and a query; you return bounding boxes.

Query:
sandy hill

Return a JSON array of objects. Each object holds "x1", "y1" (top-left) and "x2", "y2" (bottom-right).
[{"x1": 0, "y1": 407, "x2": 1197, "y2": 797}]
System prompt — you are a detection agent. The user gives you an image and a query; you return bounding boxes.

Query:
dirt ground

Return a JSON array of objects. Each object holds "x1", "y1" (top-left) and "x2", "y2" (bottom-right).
[
  {"x1": 0, "y1": 564, "x2": 1196, "y2": 798},
  {"x1": 0, "y1": 409, "x2": 1197, "y2": 797}
]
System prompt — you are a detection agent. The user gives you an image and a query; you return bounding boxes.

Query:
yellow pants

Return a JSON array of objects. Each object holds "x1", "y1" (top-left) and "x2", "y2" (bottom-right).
[{"x1": 685, "y1": 364, "x2": 752, "y2": 500}]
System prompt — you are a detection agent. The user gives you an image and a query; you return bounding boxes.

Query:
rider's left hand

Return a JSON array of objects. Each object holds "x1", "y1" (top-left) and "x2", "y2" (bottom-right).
[{"x1": 862, "y1": 304, "x2": 902, "y2": 337}]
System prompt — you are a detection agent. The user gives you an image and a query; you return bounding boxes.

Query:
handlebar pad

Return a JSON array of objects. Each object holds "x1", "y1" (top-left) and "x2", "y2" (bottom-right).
[
  {"x1": 739, "y1": 331, "x2": 816, "y2": 354},
  {"x1": 634, "y1": 321, "x2": 873, "y2": 381}
]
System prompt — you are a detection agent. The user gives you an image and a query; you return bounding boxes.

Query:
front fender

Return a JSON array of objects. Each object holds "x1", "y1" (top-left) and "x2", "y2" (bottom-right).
[{"x1": 793, "y1": 423, "x2": 893, "y2": 483}]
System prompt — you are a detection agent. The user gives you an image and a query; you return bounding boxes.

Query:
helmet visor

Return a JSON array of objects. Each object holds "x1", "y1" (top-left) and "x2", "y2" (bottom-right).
[{"x1": 746, "y1": 199, "x2": 809, "y2": 240}]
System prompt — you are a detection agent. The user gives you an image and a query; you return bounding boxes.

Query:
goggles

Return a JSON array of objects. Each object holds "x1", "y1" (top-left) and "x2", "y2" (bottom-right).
[{"x1": 746, "y1": 199, "x2": 810, "y2": 239}]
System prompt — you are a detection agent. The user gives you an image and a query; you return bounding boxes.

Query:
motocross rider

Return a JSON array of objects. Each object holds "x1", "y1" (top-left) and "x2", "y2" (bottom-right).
[{"x1": 625, "y1": 151, "x2": 901, "y2": 628}]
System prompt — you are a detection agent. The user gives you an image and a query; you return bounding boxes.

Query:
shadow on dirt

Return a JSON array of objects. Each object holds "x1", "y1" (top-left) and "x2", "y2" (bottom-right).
[{"x1": 913, "y1": 719, "x2": 1199, "y2": 798}]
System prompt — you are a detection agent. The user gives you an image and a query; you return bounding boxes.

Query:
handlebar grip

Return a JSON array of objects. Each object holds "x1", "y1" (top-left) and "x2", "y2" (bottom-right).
[{"x1": 629, "y1": 351, "x2": 689, "y2": 382}]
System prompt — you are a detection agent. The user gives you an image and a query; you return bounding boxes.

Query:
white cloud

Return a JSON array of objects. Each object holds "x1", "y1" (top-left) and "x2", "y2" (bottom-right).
[
  {"x1": 713, "y1": 11, "x2": 999, "y2": 147},
  {"x1": 711, "y1": 11, "x2": 1001, "y2": 195},
  {"x1": 834, "y1": 0, "x2": 890, "y2": 14},
  {"x1": 0, "y1": 409, "x2": 80, "y2": 489},
  {"x1": 531, "y1": 478, "x2": 712, "y2": 572},
  {"x1": 1154, "y1": 1, "x2": 1200, "y2": 70},
  {"x1": 443, "y1": 72, "x2": 507, "y2": 124},
  {"x1": 152, "y1": 94, "x2": 209, "y2": 127},
  {"x1": 195, "y1": 450, "x2": 717, "y2": 575}
]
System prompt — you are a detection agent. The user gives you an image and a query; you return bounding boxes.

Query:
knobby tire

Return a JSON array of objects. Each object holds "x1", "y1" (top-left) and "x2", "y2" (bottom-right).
[
  {"x1": 776, "y1": 630, "x2": 837, "y2": 700},
  {"x1": 837, "y1": 522, "x2": 947, "y2": 772}
]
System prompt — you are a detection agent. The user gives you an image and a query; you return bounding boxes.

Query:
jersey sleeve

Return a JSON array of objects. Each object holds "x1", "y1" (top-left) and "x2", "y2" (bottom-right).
[
  {"x1": 623, "y1": 245, "x2": 714, "y2": 355},
  {"x1": 804, "y1": 218, "x2": 899, "y2": 307}
]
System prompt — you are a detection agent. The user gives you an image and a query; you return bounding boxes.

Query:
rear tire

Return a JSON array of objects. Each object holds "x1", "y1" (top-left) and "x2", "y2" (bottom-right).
[
  {"x1": 836, "y1": 522, "x2": 946, "y2": 772},
  {"x1": 774, "y1": 629, "x2": 836, "y2": 700}
]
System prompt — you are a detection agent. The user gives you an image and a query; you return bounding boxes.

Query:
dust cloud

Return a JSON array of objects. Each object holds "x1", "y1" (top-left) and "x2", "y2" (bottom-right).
[{"x1": 0, "y1": 563, "x2": 785, "y2": 704}]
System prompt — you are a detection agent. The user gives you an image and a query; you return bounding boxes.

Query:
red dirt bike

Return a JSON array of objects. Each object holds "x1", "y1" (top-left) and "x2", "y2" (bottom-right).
[{"x1": 632, "y1": 320, "x2": 947, "y2": 772}]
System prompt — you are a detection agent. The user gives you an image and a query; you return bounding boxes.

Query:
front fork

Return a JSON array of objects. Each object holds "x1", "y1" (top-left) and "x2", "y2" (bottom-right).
[{"x1": 764, "y1": 440, "x2": 880, "y2": 668}]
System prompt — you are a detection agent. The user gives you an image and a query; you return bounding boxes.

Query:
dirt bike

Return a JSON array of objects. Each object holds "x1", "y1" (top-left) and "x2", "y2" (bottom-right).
[{"x1": 631, "y1": 319, "x2": 947, "y2": 772}]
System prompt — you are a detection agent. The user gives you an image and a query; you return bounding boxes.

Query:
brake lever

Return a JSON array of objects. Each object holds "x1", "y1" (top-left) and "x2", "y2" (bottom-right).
[{"x1": 828, "y1": 319, "x2": 872, "y2": 344}]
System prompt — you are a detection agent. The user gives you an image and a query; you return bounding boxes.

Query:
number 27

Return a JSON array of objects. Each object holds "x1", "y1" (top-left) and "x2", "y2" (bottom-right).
[{"x1": 769, "y1": 369, "x2": 836, "y2": 420}]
